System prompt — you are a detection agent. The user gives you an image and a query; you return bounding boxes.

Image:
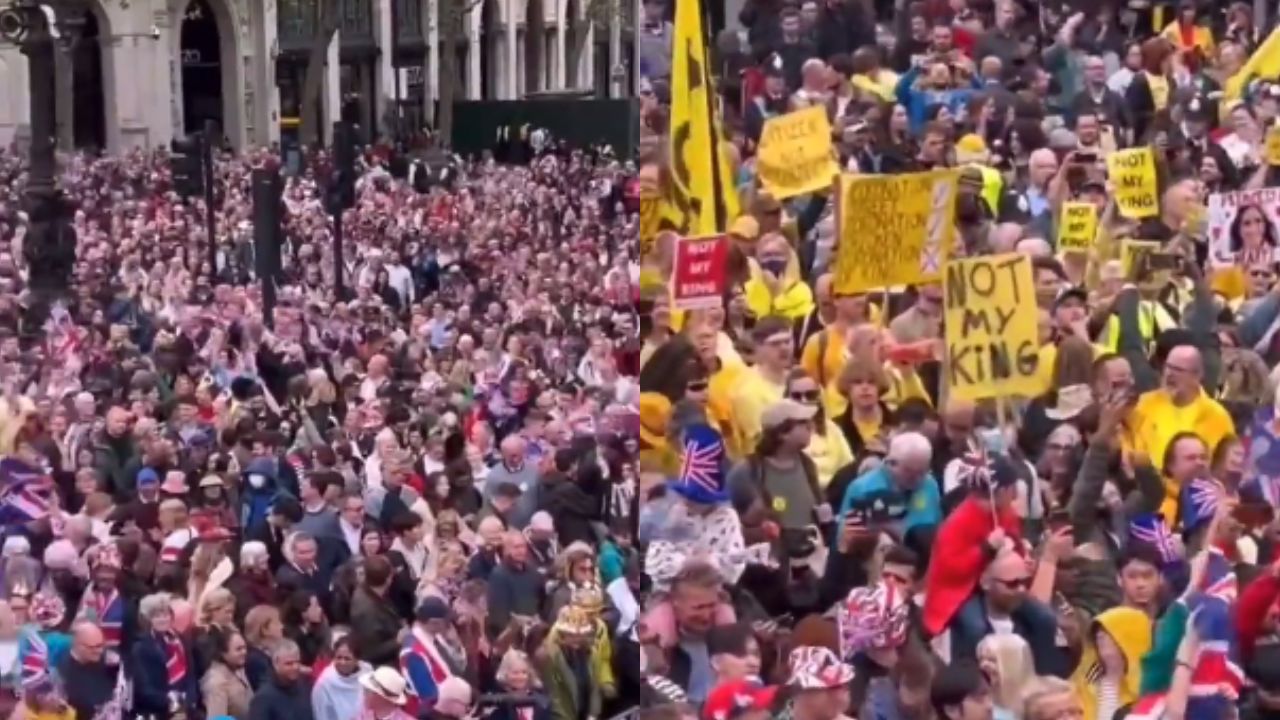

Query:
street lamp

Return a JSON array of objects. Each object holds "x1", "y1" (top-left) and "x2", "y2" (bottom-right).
[{"x1": 0, "y1": 0, "x2": 84, "y2": 329}]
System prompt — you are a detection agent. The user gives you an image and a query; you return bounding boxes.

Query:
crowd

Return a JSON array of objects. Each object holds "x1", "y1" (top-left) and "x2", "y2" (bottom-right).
[
  {"x1": 636, "y1": 0, "x2": 1280, "y2": 719},
  {"x1": 0, "y1": 130, "x2": 642, "y2": 720}
]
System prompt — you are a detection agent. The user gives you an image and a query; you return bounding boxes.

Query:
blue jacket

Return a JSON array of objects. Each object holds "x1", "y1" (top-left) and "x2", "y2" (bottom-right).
[
  {"x1": 131, "y1": 632, "x2": 201, "y2": 720},
  {"x1": 895, "y1": 66, "x2": 981, "y2": 135},
  {"x1": 837, "y1": 464, "x2": 941, "y2": 536}
]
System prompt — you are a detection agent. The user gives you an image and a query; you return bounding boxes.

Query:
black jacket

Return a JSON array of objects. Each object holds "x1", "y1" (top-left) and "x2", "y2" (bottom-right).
[
  {"x1": 131, "y1": 632, "x2": 201, "y2": 720},
  {"x1": 348, "y1": 587, "x2": 404, "y2": 666},
  {"x1": 248, "y1": 673, "x2": 316, "y2": 720},
  {"x1": 540, "y1": 475, "x2": 598, "y2": 547}
]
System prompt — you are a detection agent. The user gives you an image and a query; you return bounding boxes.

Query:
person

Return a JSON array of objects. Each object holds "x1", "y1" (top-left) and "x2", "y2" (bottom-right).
[
  {"x1": 349, "y1": 556, "x2": 405, "y2": 667},
  {"x1": 201, "y1": 629, "x2": 254, "y2": 720},
  {"x1": 785, "y1": 646, "x2": 855, "y2": 720},
  {"x1": 930, "y1": 660, "x2": 995, "y2": 720},
  {"x1": 538, "y1": 606, "x2": 616, "y2": 720},
  {"x1": 243, "y1": 605, "x2": 286, "y2": 690},
  {"x1": 248, "y1": 639, "x2": 314, "y2": 720},
  {"x1": 57, "y1": 623, "x2": 118, "y2": 720},
  {"x1": 1069, "y1": 607, "x2": 1152, "y2": 720},
  {"x1": 488, "y1": 650, "x2": 552, "y2": 720},
  {"x1": 131, "y1": 593, "x2": 200, "y2": 720},
  {"x1": 486, "y1": 531, "x2": 545, "y2": 636},
  {"x1": 976, "y1": 635, "x2": 1035, "y2": 720},
  {"x1": 400, "y1": 597, "x2": 467, "y2": 710},
  {"x1": 311, "y1": 637, "x2": 372, "y2": 720},
  {"x1": 356, "y1": 666, "x2": 415, "y2": 720}
]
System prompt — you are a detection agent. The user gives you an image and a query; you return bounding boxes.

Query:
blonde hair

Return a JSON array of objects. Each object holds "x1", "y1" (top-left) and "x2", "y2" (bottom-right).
[
  {"x1": 243, "y1": 605, "x2": 282, "y2": 648},
  {"x1": 198, "y1": 588, "x2": 235, "y2": 627},
  {"x1": 495, "y1": 649, "x2": 541, "y2": 689},
  {"x1": 1021, "y1": 676, "x2": 1078, "y2": 720},
  {"x1": 555, "y1": 542, "x2": 596, "y2": 581},
  {"x1": 978, "y1": 635, "x2": 1036, "y2": 717}
]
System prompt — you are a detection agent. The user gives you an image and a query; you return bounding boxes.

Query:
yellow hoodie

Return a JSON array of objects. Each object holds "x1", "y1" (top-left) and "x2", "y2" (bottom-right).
[
  {"x1": 1070, "y1": 607, "x2": 1153, "y2": 720},
  {"x1": 744, "y1": 246, "x2": 815, "y2": 320}
]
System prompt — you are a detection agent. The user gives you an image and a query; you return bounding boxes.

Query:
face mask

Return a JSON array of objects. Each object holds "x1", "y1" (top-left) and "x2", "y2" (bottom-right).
[
  {"x1": 760, "y1": 258, "x2": 788, "y2": 277},
  {"x1": 248, "y1": 474, "x2": 266, "y2": 489}
]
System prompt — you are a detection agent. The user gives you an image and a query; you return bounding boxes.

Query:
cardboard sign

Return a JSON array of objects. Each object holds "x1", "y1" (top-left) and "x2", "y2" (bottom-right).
[
  {"x1": 1207, "y1": 188, "x2": 1280, "y2": 268},
  {"x1": 943, "y1": 254, "x2": 1040, "y2": 401},
  {"x1": 672, "y1": 234, "x2": 729, "y2": 309},
  {"x1": 1059, "y1": 202, "x2": 1098, "y2": 253},
  {"x1": 1267, "y1": 125, "x2": 1280, "y2": 167},
  {"x1": 834, "y1": 170, "x2": 956, "y2": 294},
  {"x1": 1120, "y1": 239, "x2": 1164, "y2": 282},
  {"x1": 756, "y1": 107, "x2": 840, "y2": 200},
  {"x1": 1106, "y1": 147, "x2": 1159, "y2": 220}
]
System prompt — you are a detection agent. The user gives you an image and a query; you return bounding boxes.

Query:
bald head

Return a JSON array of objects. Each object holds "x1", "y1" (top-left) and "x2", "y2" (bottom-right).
[
  {"x1": 1014, "y1": 237, "x2": 1053, "y2": 258},
  {"x1": 502, "y1": 530, "x2": 529, "y2": 564},
  {"x1": 1163, "y1": 345, "x2": 1203, "y2": 403},
  {"x1": 71, "y1": 622, "x2": 106, "y2": 663}
]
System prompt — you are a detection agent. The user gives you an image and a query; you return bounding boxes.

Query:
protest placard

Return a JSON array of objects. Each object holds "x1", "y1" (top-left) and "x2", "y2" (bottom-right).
[
  {"x1": 1106, "y1": 147, "x2": 1158, "y2": 220},
  {"x1": 943, "y1": 254, "x2": 1040, "y2": 400},
  {"x1": 1119, "y1": 239, "x2": 1164, "y2": 280},
  {"x1": 672, "y1": 234, "x2": 729, "y2": 309},
  {"x1": 1058, "y1": 202, "x2": 1098, "y2": 252},
  {"x1": 756, "y1": 107, "x2": 840, "y2": 200},
  {"x1": 1206, "y1": 188, "x2": 1280, "y2": 267},
  {"x1": 834, "y1": 170, "x2": 956, "y2": 294}
]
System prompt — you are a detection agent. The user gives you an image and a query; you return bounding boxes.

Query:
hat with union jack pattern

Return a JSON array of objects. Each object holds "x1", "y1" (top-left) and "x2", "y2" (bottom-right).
[{"x1": 668, "y1": 424, "x2": 729, "y2": 505}]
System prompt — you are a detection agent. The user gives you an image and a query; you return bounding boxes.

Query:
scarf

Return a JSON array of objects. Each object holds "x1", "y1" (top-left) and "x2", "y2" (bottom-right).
[
  {"x1": 78, "y1": 588, "x2": 122, "y2": 651},
  {"x1": 162, "y1": 632, "x2": 187, "y2": 687}
]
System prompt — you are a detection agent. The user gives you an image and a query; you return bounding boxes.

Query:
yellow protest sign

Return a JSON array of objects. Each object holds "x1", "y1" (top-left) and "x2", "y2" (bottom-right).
[
  {"x1": 1107, "y1": 147, "x2": 1158, "y2": 220},
  {"x1": 834, "y1": 170, "x2": 956, "y2": 294},
  {"x1": 1059, "y1": 202, "x2": 1098, "y2": 252},
  {"x1": 1268, "y1": 126, "x2": 1280, "y2": 166},
  {"x1": 756, "y1": 107, "x2": 840, "y2": 200},
  {"x1": 1120, "y1": 239, "x2": 1162, "y2": 277},
  {"x1": 943, "y1": 254, "x2": 1040, "y2": 401}
]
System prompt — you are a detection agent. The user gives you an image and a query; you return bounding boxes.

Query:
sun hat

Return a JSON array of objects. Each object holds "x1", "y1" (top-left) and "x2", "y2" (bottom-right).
[
  {"x1": 837, "y1": 582, "x2": 910, "y2": 658},
  {"x1": 359, "y1": 667, "x2": 409, "y2": 706}
]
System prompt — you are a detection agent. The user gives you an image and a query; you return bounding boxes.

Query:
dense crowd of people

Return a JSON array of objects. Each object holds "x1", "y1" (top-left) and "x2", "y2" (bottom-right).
[
  {"x1": 637, "y1": 0, "x2": 1280, "y2": 719},
  {"x1": 0, "y1": 132, "x2": 642, "y2": 720}
]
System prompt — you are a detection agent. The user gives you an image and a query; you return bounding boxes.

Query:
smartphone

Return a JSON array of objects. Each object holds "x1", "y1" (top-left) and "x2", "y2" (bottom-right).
[
  {"x1": 1046, "y1": 508, "x2": 1071, "y2": 532},
  {"x1": 1075, "y1": 150, "x2": 1097, "y2": 164},
  {"x1": 1147, "y1": 252, "x2": 1180, "y2": 272}
]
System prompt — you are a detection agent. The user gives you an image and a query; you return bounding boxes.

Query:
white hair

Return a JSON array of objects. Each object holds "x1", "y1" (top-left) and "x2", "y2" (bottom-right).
[
  {"x1": 887, "y1": 432, "x2": 933, "y2": 465},
  {"x1": 240, "y1": 541, "x2": 269, "y2": 569},
  {"x1": 138, "y1": 593, "x2": 173, "y2": 621}
]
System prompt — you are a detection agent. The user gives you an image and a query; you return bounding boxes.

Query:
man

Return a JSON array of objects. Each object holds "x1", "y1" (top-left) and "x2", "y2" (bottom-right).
[
  {"x1": 641, "y1": 561, "x2": 722, "y2": 701},
  {"x1": 1173, "y1": 95, "x2": 1235, "y2": 180},
  {"x1": 539, "y1": 449, "x2": 597, "y2": 547},
  {"x1": 93, "y1": 406, "x2": 142, "y2": 503},
  {"x1": 248, "y1": 639, "x2": 315, "y2": 720},
  {"x1": 838, "y1": 432, "x2": 940, "y2": 538},
  {"x1": 1128, "y1": 345, "x2": 1233, "y2": 515},
  {"x1": 275, "y1": 532, "x2": 334, "y2": 614},
  {"x1": 744, "y1": 234, "x2": 814, "y2": 322},
  {"x1": 337, "y1": 493, "x2": 366, "y2": 556},
  {"x1": 1091, "y1": 353, "x2": 1135, "y2": 405},
  {"x1": 477, "y1": 481, "x2": 523, "y2": 527},
  {"x1": 786, "y1": 646, "x2": 855, "y2": 720},
  {"x1": 358, "y1": 666, "x2": 415, "y2": 720},
  {"x1": 638, "y1": 0, "x2": 672, "y2": 82},
  {"x1": 931, "y1": 660, "x2": 994, "y2": 720},
  {"x1": 745, "y1": 59, "x2": 790, "y2": 144},
  {"x1": 401, "y1": 598, "x2": 467, "y2": 710},
  {"x1": 974, "y1": 0, "x2": 1021, "y2": 70},
  {"x1": 246, "y1": 494, "x2": 302, "y2": 572},
  {"x1": 349, "y1": 556, "x2": 405, "y2": 667},
  {"x1": 295, "y1": 471, "x2": 341, "y2": 540},
  {"x1": 889, "y1": 283, "x2": 943, "y2": 345},
  {"x1": 466, "y1": 517, "x2": 506, "y2": 581},
  {"x1": 770, "y1": 8, "x2": 816, "y2": 92},
  {"x1": 485, "y1": 531, "x2": 544, "y2": 635},
  {"x1": 540, "y1": 605, "x2": 618, "y2": 715},
  {"x1": 486, "y1": 435, "x2": 540, "y2": 529},
  {"x1": 800, "y1": 281, "x2": 874, "y2": 389},
  {"x1": 75, "y1": 545, "x2": 127, "y2": 661},
  {"x1": 730, "y1": 317, "x2": 795, "y2": 450},
  {"x1": 1019, "y1": 149, "x2": 1059, "y2": 224},
  {"x1": 1072, "y1": 55, "x2": 1128, "y2": 133},
  {"x1": 59, "y1": 622, "x2": 118, "y2": 720},
  {"x1": 429, "y1": 678, "x2": 473, "y2": 720},
  {"x1": 916, "y1": 121, "x2": 950, "y2": 169},
  {"x1": 791, "y1": 59, "x2": 831, "y2": 109}
]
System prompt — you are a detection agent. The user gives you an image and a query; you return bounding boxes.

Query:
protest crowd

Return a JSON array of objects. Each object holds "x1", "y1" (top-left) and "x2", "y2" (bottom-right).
[
  {"x1": 0, "y1": 128, "x2": 642, "y2": 720},
  {"x1": 635, "y1": 0, "x2": 1280, "y2": 718}
]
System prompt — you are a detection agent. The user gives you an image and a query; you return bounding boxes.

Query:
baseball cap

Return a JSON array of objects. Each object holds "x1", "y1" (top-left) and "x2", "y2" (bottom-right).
[{"x1": 761, "y1": 399, "x2": 817, "y2": 431}]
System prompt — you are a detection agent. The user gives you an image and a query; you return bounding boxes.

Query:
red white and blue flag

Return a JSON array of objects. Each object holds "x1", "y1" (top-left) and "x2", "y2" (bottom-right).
[
  {"x1": 1185, "y1": 550, "x2": 1245, "y2": 714},
  {"x1": 677, "y1": 425, "x2": 726, "y2": 498},
  {"x1": 1128, "y1": 513, "x2": 1180, "y2": 565},
  {"x1": 0, "y1": 458, "x2": 53, "y2": 525}
]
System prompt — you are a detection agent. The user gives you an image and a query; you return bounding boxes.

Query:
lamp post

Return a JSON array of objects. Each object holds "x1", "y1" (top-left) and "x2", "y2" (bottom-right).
[{"x1": 0, "y1": 0, "x2": 83, "y2": 330}]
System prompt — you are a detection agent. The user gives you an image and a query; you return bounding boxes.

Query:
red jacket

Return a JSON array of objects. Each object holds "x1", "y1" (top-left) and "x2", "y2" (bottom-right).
[
  {"x1": 922, "y1": 496, "x2": 1021, "y2": 636},
  {"x1": 1236, "y1": 571, "x2": 1280, "y2": 662}
]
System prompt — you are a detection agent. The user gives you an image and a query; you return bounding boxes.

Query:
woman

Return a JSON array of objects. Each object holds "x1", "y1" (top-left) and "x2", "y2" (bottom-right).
[
  {"x1": 1225, "y1": 203, "x2": 1278, "y2": 268},
  {"x1": 131, "y1": 593, "x2": 199, "y2": 720},
  {"x1": 193, "y1": 587, "x2": 237, "y2": 678},
  {"x1": 226, "y1": 542, "x2": 275, "y2": 625},
  {"x1": 311, "y1": 637, "x2": 372, "y2": 720},
  {"x1": 977, "y1": 634, "x2": 1036, "y2": 720},
  {"x1": 200, "y1": 629, "x2": 252, "y2": 720},
  {"x1": 1125, "y1": 37, "x2": 1174, "y2": 143},
  {"x1": 417, "y1": 542, "x2": 467, "y2": 606},
  {"x1": 1219, "y1": 104, "x2": 1264, "y2": 173},
  {"x1": 488, "y1": 649, "x2": 551, "y2": 720},
  {"x1": 282, "y1": 590, "x2": 332, "y2": 670},
  {"x1": 243, "y1": 604, "x2": 284, "y2": 690},
  {"x1": 0, "y1": 601, "x2": 20, "y2": 717},
  {"x1": 1069, "y1": 607, "x2": 1152, "y2": 720},
  {"x1": 544, "y1": 543, "x2": 601, "y2": 622},
  {"x1": 786, "y1": 370, "x2": 853, "y2": 492},
  {"x1": 1160, "y1": 0, "x2": 1215, "y2": 56}
]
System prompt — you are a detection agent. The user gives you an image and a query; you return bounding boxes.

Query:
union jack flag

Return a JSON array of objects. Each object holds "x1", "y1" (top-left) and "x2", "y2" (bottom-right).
[
  {"x1": 951, "y1": 439, "x2": 992, "y2": 490},
  {"x1": 1129, "y1": 513, "x2": 1180, "y2": 565},
  {"x1": 19, "y1": 627, "x2": 48, "y2": 689},
  {"x1": 677, "y1": 425, "x2": 725, "y2": 497},
  {"x1": 1180, "y1": 477, "x2": 1223, "y2": 532},
  {"x1": 0, "y1": 458, "x2": 53, "y2": 525},
  {"x1": 1184, "y1": 549, "x2": 1245, "y2": 714}
]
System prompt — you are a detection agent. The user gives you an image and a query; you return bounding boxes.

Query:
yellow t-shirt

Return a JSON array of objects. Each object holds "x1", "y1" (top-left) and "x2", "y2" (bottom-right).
[
  {"x1": 729, "y1": 367, "x2": 786, "y2": 452},
  {"x1": 1126, "y1": 388, "x2": 1235, "y2": 522}
]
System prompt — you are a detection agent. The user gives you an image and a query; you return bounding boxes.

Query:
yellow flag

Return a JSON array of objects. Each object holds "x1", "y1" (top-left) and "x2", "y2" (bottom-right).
[
  {"x1": 659, "y1": 0, "x2": 739, "y2": 236},
  {"x1": 1226, "y1": 26, "x2": 1280, "y2": 102}
]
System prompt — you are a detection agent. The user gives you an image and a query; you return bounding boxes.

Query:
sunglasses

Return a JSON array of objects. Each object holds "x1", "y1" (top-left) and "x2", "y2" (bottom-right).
[{"x1": 790, "y1": 390, "x2": 821, "y2": 402}]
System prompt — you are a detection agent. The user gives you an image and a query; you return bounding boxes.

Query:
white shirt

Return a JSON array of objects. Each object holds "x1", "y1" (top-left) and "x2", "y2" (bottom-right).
[{"x1": 339, "y1": 519, "x2": 362, "y2": 556}]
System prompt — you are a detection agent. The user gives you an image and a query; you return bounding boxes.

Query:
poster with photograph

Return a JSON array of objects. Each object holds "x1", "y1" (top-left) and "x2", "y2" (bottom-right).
[{"x1": 1207, "y1": 188, "x2": 1280, "y2": 268}]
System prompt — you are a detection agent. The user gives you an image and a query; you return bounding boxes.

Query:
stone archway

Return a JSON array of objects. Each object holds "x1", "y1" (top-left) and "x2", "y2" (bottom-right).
[
  {"x1": 177, "y1": 0, "x2": 241, "y2": 147},
  {"x1": 480, "y1": 0, "x2": 499, "y2": 99},
  {"x1": 70, "y1": 6, "x2": 108, "y2": 150},
  {"x1": 522, "y1": 0, "x2": 543, "y2": 94}
]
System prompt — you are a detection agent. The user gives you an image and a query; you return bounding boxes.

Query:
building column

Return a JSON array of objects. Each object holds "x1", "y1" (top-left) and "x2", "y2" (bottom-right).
[
  {"x1": 580, "y1": 22, "x2": 592, "y2": 89},
  {"x1": 0, "y1": 45, "x2": 31, "y2": 148},
  {"x1": 376, "y1": 0, "x2": 394, "y2": 135},
  {"x1": 554, "y1": 6, "x2": 566, "y2": 89},
  {"x1": 324, "y1": 31, "x2": 340, "y2": 144},
  {"x1": 608, "y1": 6, "x2": 621, "y2": 97},
  {"x1": 505, "y1": 10, "x2": 517, "y2": 98},
  {"x1": 468, "y1": 12, "x2": 482, "y2": 99},
  {"x1": 427, "y1": 0, "x2": 439, "y2": 119},
  {"x1": 53, "y1": 46, "x2": 72, "y2": 148}
]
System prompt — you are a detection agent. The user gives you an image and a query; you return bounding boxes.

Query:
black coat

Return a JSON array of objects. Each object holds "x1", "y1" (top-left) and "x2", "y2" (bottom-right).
[
  {"x1": 248, "y1": 673, "x2": 315, "y2": 720},
  {"x1": 348, "y1": 587, "x2": 404, "y2": 666},
  {"x1": 540, "y1": 477, "x2": 598, "y2": 547},
  {"x1": 131, "y1": 632, "x2": 201, "y2": 720}
]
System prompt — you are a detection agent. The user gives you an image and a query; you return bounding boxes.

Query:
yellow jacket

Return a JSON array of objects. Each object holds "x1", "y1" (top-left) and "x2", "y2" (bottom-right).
[
  {"x1": 744, "y1": 247, "x2": 814, "y2": 320},
  {"x1": 806, "y1": 420, "x2": 855, "y2": 487},
  {"x1": 1070, "y1": 607, "x2": 1152, "y2": 720},
  {"x1": 729, "y1": 367, "x2": 787, "y2": 453},
  {"x1": 1161, "y1": 21, "x2": 1215, "y2": 55},
  {"x1": 1126, "y1": 388, "x2": 1235, "y2": 522}
]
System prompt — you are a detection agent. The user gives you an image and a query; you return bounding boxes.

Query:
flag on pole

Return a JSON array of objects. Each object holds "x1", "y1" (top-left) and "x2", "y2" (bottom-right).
[{"x1": 659, "y1": 0, "x2": 740, "y2": 237}]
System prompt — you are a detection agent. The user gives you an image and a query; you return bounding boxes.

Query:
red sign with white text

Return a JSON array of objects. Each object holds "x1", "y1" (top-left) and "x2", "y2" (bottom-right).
[{"x1": 672, "y1": 234, "x2": 729, "y2": 309}]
